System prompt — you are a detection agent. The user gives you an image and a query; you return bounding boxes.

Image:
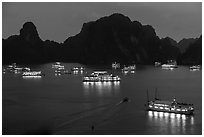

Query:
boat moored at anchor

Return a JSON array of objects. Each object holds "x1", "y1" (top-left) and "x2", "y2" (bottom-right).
[
  {"x1": 83, "y1": 71, "x2": 121, "y2": 82},
  {"x1": 22, "y1": 71, "x2": 44, "y2": 78},
  {"x1": 145, "y1": 89, "x2": 194, "y2": 115}
]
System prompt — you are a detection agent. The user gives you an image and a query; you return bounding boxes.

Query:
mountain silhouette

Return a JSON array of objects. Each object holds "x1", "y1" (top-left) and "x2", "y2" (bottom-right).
[
  {"x1": 178, "y1": 38, "x2": 198, "y2": 53},
  {"x1": 178, "y1": 35, "x2": 202, "y2": 65},
  {"x1": 2, "y1": 13, "x2": 201, "y2": 65}
]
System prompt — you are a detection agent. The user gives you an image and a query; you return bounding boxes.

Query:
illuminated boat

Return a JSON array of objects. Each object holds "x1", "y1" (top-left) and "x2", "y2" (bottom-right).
[
  {"x1": 7, "y1": 63, "x2": 17, "y2": 70},
  {"x1": 122, "y1": 65, "x2": 136, "y2": 71},
  {"x1": 161, "y1": 64, "x2": 177, "y2": 70},
  {"x1": 52, "y1": 62, "x2": 64, "y2": 69},
  {"x1": 146, "y1": 91, "x2": 194, "y2": 115},
  {"x1": 71, "y1": 67, "x2": 85, "y2": 71},
  {"x1": 6, "y1": 63, "x2": 31, "y2": 73},
  {"x1": 161, "y1": 60, "x2": 178, "y2": 69},
  {"x1": 154, "y1": 62, "x2": 161, "y2": 67},
  {"x1": 22, "y1": 71, "x2": 43, "y2": 78},
  {"x1": 189, "y1": 65, "x2": 201, "y2": 70},
  {"x1": 55, "y1": 69, "x2": 71, "y2": 75},
  {"x1": 112, "y1": 62, "x2": 120, "y2": 69},
  {"x1": 83, "y1": 71, "x2": 121, "y2": 82}
]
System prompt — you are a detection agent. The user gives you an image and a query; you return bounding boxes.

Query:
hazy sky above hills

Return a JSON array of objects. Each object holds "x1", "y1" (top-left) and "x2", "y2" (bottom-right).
[{"x1": 2, "y1": 2, "x2": 201, "y2": 42}]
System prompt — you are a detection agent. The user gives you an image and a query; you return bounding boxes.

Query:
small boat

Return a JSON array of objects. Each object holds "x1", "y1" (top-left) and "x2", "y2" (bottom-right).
[
  {"x1": 122, "y1": 65, "x2": 136, "y2": 71},
  {"x1": 161, "y1": 64, "x2": 176, "y2": 70},
  {"x1": 112, "y1": 62, "x2": 120, "y2": 69},
  {"x1": 145, "y1": 89, "x2": 194, "y2": 115},
  {"x1": 22, "y1": 67, "x2": 31, "y2": 72},
  {"x1": 6, "y1": 63, "x2": 31, "y2": 73},
  {"x1": 83, "y1": 71, "x2": 121, "y2": 82},
  {"x1": 154, "y1": 62, "x2": 161, "y2": 67},
  {"x1": 122, "y1": 97, "x2": 130, "y2": 103},
  {"x1": 7, "y1": 63, "x2": 17, "y2": 70},
  {"x1": 55, "y1": 69, "x2": 71, "y2": 75},
  {"x1": 189, "y1": 65, "x2": 201, "y2": 71},
  {"x1": 71, "y1": 67, "x2": 85, "y2": 71},
  {"x1": 22, "y1": 71, "x2": 43, "y2": 78},
  {"x1": 161, "y1": 60, "x2": 178, "y2": 69},
  {"x1": 52, "y1": 62, "x2": 64, "y2": 69}
]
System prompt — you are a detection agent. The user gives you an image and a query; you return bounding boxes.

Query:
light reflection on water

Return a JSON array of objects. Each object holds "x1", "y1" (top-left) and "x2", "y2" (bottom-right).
[
  {"x1": 83, "y1": 81, "x2": 120, "y2": 97},
  {"x1": 147, "y1": 111, "x2": 195, "y2": 134}
]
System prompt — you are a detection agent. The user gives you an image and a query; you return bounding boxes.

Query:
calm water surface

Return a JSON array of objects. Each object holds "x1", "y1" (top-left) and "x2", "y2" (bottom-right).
[{"x1": 2, "y1": 63, "x2": 202, "y2": 135}]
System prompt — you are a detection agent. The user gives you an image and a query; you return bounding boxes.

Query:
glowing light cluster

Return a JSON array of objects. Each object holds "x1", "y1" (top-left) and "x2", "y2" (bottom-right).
[
  {"x1": 112, "y1": 62, "x2": 120, "y2": 69},
  {"x1": 23, "y1": 71, "x2": 41, "y2": 76},
  {"x1": 154, "y1": 104, "x2": 169, "y2": 107}
]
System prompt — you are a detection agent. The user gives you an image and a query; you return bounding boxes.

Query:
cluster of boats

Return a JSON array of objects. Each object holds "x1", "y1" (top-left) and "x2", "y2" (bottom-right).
[
  {"x1": 52, "y1": 62, "x2": 86, "y2": 75},
  {"x1": 4, "y1": 62, "x2": 197, "y2": 115},
  {"x1": 3, "y1": 63, "x2": 43, "y2": 78},
  {"x1": 3, "y1": 63, "x2": 30, "y2": 74},
  {"x1": 52, "y1": 62, "x2": 70, "y2": 75},
  {"x1": 112, "y1": 62, "x2": 136, "y2": 74},
  {"x1": 155, "y1": 60, "x2": 201, "y2": 71}
]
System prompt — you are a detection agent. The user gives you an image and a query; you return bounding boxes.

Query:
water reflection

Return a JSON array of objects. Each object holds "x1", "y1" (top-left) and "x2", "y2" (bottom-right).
[
  {"x1": 83, "y1": 81, "x2": 120, "y2": 97},
  {"x1": 147, "y1": 111, "x2": 194, "y2": 134}
]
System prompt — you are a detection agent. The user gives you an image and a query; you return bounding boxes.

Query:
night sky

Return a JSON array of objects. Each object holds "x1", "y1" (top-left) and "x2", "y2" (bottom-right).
[{"x1": 2, "y1": 2, "x2": 202, "y2": 42}]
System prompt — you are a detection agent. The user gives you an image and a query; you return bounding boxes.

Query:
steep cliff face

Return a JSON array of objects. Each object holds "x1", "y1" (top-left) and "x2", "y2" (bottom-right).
[
  {"x1": 3, "y1": 22, "x2": 45, "y2": 64},
  {"x1": 62, "y1": 13, "x2": 171, "y2": 64}
]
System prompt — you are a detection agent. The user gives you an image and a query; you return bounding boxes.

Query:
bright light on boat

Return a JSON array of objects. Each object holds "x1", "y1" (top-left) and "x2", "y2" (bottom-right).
[
  {"x1": 22, "y1": 76, "x2": 41, "y2": 78},
  {"x1": 176, "y1": 114, "x2": 181, "y2": 118},
  {"x1": 171, "y1": 108, "x2": 175, "y2": 110},
  {"x1": 165, "y1": 107, "x2": 169, "y2": 110},
  {"x1": 23, "y1": 71, "x2": 41, "y2": 76}
]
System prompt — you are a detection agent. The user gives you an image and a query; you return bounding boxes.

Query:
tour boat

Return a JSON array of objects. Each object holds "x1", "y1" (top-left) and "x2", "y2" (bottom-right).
[
  {"x1": 112, "y1": 62, "x2": 120, "y2": 69},
  {"x1": 71, "y1": 67, "x2": 85, "y2": 71},
  {"x1": 122, "y1": 65, "x2": 136, "y2": 71},
  {"x1": 154, "y1": 62, "x2": 161, "y2": 67},
  {"x1": 189, "y1": 65, "x2": 201, "y2": 71},
  {"x1": 6, "y1": 63, "x2": 31, "y2": 73},
  {"x1": 22, "y1": 71, "x2": 43, "y2": 78},
  {"x1": 161, "y1": 64, "x2": 177, "y2": 69},
  {"x1": 55, "y1": 69, "x2": 71, "y2": 75},
  {"x1": 145, "y1": 90, "x2": 194, "y2": 115},
  {"x1": 7, "y1": 63, "x2": 16, "y2": 69},
  {"x1": 161, "y1": 60, "x2": 178, "y2": 69},
  {"x1": 83, "y1": 71, "x2": 121, "y2": 82},
  {"x1": 52, "y1": 62, "x2": 64, "y2": 69}
]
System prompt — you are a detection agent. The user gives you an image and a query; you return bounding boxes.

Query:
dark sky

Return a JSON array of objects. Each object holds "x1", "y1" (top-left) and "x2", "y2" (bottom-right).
[{"x1": 2, "y1": 2, "x2": 202, "y2": 42}]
